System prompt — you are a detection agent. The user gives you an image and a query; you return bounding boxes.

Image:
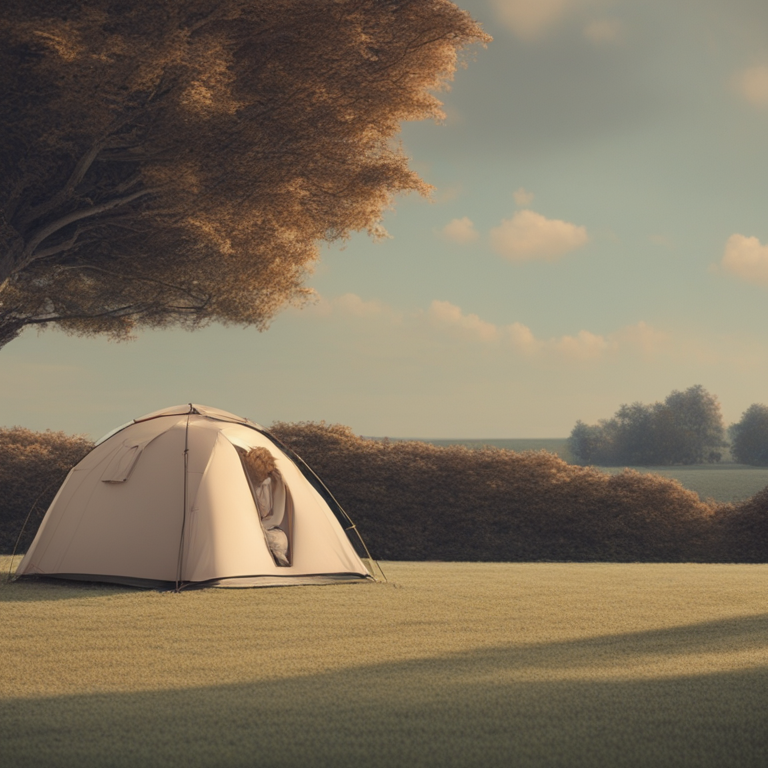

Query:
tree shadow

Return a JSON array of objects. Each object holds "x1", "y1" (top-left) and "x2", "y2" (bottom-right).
[{"x1": 3, "y1": 614, "x2": 768, "y2": 767}]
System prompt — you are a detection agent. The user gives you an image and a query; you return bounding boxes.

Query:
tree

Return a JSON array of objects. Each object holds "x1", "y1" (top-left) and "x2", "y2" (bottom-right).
[
  {"x1": 611, "y1": 402, "x2": 659, "y2": 466},
  {"x1": 568, "y1": 385, "x2": 726, "y2": 466},
  {"x1": 658, "y1": 385, "x2": 726, "y2": 464},
  {"x1": 0, "y1": 0, "x2": 489, "y2": 347},
  {"x1": 567, "y1": 420, "x2": 611, "y2": 465},
  {"x1": 730, "y1": 404, "x2": 768, "y2": 465}
]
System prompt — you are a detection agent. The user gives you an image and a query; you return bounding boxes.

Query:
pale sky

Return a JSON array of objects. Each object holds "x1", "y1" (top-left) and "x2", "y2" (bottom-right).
[{"x1": 4, "y1": 0, "x2": 768, "y2": 439}]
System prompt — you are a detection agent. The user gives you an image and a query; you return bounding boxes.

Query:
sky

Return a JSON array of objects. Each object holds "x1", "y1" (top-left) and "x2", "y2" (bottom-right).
[{"x1": 4, "y1": 0, "x2": 768, "y2": 440}]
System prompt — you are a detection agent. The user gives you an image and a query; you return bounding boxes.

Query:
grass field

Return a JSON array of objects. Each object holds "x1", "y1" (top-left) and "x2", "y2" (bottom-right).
[
  {"x1": 595, "y1": 464, "x2": 768, "y2": 503},
  {"x1": 2, "y1": 557, "x2": 766, "y2": 767}
]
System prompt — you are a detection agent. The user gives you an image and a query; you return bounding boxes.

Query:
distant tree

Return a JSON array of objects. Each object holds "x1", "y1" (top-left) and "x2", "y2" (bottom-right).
[
  {"x1": 730, "y1": 404, "x2": 768, "y2": 466},
  {"x1": 0, "y1": 0, "x2": 489, "y2": 348},
  {"x1": 567, "y1": 420, "x2": 611, "y2": 465},
  {"x1": 611, "y1": 402, "x2": 659, "y2": 466},
  {"x1": 569, "y1": 385, "x2": 726, "y2": 466},
  {"x1": 659, "y1": 385, "x2": 726, "y2": 464}
]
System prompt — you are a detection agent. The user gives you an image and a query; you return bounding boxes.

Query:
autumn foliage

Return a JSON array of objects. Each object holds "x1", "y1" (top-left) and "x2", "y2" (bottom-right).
[
  {"x1": 0, "y1": 427, "x2": 92, "y2": 553},
  {"x1": 269, "y1": 422, "x2": 723, "y2": 562},
  {"x1": 0, "y1": 0, "x2": 489, "y2": 347},
  {"x1": 2, "y1": 422, "x2": 766, "y2": 562}
]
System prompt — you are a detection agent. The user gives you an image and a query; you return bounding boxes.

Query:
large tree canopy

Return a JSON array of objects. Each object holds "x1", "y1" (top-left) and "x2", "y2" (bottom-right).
[{"x1": 0, "y1": 0, "x2": 488, "y2": 347}]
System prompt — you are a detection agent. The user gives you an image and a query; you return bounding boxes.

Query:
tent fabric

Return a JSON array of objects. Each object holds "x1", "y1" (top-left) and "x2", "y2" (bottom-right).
[{"x1": 16, "y1": 405, "x2": 375, "y2": 589}]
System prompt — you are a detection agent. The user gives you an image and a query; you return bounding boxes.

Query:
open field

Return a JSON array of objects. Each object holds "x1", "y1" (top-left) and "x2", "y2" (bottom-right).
[
  {"x1": 415, "y1": 437, "x2": 574, "y2": 461},
  {"x1": 2, "y1": 558, "x2": 767, "y2": 767},
  {"x1": 597, "y1": 464, "x2": 768, "y2": 503}
]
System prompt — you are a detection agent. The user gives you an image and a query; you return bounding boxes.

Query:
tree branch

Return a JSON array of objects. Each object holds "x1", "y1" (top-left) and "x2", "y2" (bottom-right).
[
  {"x1": 59, "y1": 263, "x2": 209, "y2": 303},
  {"x1": 19, "y1": 138, "x2": 109, "y2": 228},
  {"x1": 31, "y1": 227, "x2": 83, "y2": 260},
  {"x1": 18, "y1": 305, "x2": 146, "y2": 325},
  {"x1": 24, "y1": 188, "x2": 156, "y2": 261}
]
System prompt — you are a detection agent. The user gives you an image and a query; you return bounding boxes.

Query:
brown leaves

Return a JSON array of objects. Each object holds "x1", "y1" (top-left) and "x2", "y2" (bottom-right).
[
  {"x1": 0, "y1": 0, "x2": 490, "y2": 347},
  {"x1": 0, "y1": 427, "x2": 92, "y2": 553},
  {"x1": 269, "y1": 422, "x2": 762, "y2": 563}
]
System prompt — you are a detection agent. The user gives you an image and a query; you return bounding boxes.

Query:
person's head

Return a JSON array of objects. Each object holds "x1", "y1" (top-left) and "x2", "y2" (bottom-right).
[{"x1": 243, "y1": 447, "x2": 277, "y2": 485}]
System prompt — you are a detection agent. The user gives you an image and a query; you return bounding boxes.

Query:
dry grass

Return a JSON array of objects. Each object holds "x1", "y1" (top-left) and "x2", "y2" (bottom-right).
[{"x1": 2, "y1": 558, "x2": 767, "y2": 767}]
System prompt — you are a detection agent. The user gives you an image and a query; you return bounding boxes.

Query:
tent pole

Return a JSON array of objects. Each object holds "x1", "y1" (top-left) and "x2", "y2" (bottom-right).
[{"x1": 175, "y1": 407, "x2": 192, "y2": 592}]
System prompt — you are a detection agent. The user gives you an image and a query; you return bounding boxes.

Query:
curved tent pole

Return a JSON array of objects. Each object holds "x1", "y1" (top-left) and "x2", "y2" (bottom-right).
[{"x1": 252, "y1": 427, "x2": 387, "y2": 583}]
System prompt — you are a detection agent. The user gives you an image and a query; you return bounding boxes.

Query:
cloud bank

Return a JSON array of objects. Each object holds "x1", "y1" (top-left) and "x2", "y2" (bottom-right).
[
  {"x1": 307, "y1": 294, "x2": 667, "y2": 365},
  {"x1": 429, "y1": 301, "x2": 666, "y2": 361}
]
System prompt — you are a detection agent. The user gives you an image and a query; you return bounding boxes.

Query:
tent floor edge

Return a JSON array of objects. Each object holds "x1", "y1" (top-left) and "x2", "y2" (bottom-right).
[{"x1": 14, "y1": 571, "x2": 378, "y2": 591}]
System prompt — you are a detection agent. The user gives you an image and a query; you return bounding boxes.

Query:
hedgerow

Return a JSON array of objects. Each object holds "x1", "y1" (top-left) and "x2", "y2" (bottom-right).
[
  {"x1": 0, "y1": 427, "x2": 92, "y2": 554},
  {"x1": 269, "y1": 422, "x2": 721, "y2": 562},
  {"x1": 0, "y1": 421, "x2": 765, "y2": 562}
]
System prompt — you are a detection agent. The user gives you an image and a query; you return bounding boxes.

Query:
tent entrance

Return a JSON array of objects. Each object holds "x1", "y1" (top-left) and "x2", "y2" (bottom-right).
[{"x1": 237, "y1": 447, "x2": 294, "y2": 567}]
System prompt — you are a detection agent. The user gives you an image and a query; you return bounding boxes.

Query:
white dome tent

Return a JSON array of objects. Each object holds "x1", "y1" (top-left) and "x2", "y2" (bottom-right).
[{"x1": 15, "y1": 404, "x2": 380, "y2": 589}]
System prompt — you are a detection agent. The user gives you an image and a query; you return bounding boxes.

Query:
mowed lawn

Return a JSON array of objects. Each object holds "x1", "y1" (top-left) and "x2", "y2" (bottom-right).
[{"x1": 1, "y1": 559, "x2": 767, "y2": 768}]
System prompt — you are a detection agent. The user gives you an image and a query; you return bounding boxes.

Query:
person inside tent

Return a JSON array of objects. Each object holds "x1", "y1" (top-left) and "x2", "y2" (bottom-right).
[{"x1": 241, "y1": 447, "x2": 291, "y2": 567}]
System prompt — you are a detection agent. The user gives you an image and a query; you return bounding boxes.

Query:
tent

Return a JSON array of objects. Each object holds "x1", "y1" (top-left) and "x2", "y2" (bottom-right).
[{"x1": 15, "y1": 404, "x2": 379, "y2": 589}]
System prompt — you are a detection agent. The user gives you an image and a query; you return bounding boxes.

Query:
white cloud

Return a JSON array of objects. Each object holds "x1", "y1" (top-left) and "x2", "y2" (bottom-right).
[
  {"x1": 556, "y1": 330, "x2": 608, "y2": 361},
  {"x1": 298, "y1": 292, "x2": 401, "y2": 321},
  {"x1": 613, "y1": 321, "x2": 670, "y2": 356},
  {"x1": 490, "y1": 0, "x2": 598, "y2": 40},
  {"x1": 490, "y1": 209, "x2": 589, "y2": 262},
  {"x1": 429, "y1": 301, "x2": 543, "y2": 351},
  {"x1": 334, "y1": 293, "x2": 391, "y2": 318},
  {"x1": 506, "y1": 322, "x2": 538, "y2": 352},
  {"x1": 429, "y1": 300, "x2": 498, "y2": 342},
  {"x1": 513, "y1": 187, "x2": 535, "y2": 207},
  {"x1": 721, "y1": 234, "x2": 768, "y2": 286},
  {"x1": 732, "y1": 66, "x2": 768, "y2": 107},
  {"x1": 301, "y1": 294, "x2": 670, "y2": 367},
  {"x1": 583, "y1": 18, "x2": 624, "y2": 44},
  {"x1": 439, "y1": 217, "x2": 480, "y2": 244},
  {"x1": 426, "y1": 301, "x2": 669, "y2": 364}
]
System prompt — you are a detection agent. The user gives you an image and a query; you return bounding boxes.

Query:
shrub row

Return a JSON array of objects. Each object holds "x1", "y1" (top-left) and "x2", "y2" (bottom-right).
[
  {"x1": 270, "y1": 422, "x2": 764, "y2": 562},
  {"x1": 1, "y1": 422, "x2": 766, "y2": 562},
  {"x1": 0, "y1": 427, "x2": 92, "y2": 555}
]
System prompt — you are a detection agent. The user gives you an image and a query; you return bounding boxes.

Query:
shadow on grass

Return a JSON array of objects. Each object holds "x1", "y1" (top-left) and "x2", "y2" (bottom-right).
[
  {"x1": 0, "y1": 575, "x2": 137, "y2": 602},
  {"x1": 3, "y1": 615, "x2": 768, "y2": 768},
  {"x1": 511, "y1": 612, "x2": 768, "y2": 663}
]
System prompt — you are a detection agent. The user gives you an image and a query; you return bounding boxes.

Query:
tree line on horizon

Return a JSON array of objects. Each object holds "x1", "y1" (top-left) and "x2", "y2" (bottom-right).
[{"x1": 568, "y1": 384, "x2": 768, "y2": 467}]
